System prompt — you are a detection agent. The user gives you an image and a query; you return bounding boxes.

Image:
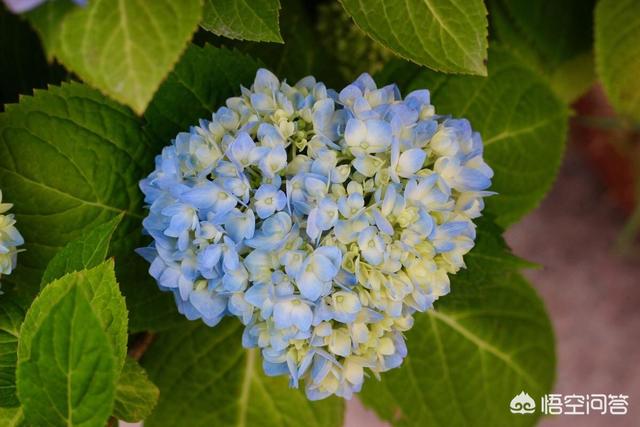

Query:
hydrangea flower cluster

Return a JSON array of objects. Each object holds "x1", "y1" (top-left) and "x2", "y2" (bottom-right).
[
  {"x1": 0, "y1": 191, "x2": 24, "y2": 289},
  {"x1": 139, "y1": 69, "x2": 493, "y2": 400}
]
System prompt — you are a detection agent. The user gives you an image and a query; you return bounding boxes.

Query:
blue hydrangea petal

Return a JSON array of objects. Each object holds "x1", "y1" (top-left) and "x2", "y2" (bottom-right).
[{"x1": 138, "y1": 68, "x2": 494, "y2": 402}]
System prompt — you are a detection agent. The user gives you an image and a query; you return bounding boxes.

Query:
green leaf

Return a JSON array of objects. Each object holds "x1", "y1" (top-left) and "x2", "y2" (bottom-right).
[
  {"x1": 469, "y1": 217, "x2": 537, "y2": 270},
  {"x1": 339, "y1": 0, "x2": 488, "y2": 75},
  {"x1": 141, "y1": 319, "x2": 344, "y2": 427},
  {"x1": 489, "y1": 0, "x2": 596, "y2": 103},
  {"x1": 145, "y1": 43, "x2": 262, "y2": 144},
  {"x1": 0, "y1": 293, "x2": 26, "y2": 408},
  {"x1": 40, "y1": 214, "x2": 123, "y2": 288},
  {"x1": 201, "y1": 0, "x2": 282, "y2": 43},
  {"x1": 359, "y1": 223, "x2": 555, "y2": 427},
  {"x1": 23, "y1": 262, "x2": 127, "y2": 370},
  {"x1": 0, "y1": 81, "x2": 179, "y2": 331},
  {"x1": 0, "y1": 82, "x2": 148, "y2": 288},
  {"x1": 8, "y1": 262, "x2": 126, "y2": 416},
  {"x1": 595, "y1": 0, "x2": 640, "y2": 122},
  {"x1": 113, "y1": 357, "x2": 159, "y2": 422},
  {"x1": 378, "y1": 47, "x2": 568, "y2": 226},
  {"x1": 16, "y1": 274, "x2": 118, "y2": 426},
  {"x1": 117, "y1": 259, "x2": 184, "y2": 333},
  {"x1": 51, "y1": 0, "x2": 203, "y2": 114},
  {"x1": 491, "y1": 0, "x2": 595, "y2": 68}
]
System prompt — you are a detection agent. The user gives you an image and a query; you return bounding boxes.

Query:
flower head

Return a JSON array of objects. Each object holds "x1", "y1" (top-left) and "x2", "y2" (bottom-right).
[
  {"x1": 0, "y1": 191, "x2": 24, "y2": 289},
  {"x1": 139, "y1": 69, "x2": 494, "y2": 400}
]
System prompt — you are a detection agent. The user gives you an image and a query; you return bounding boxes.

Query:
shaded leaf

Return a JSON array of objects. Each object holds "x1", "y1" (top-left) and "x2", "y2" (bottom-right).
[
  {"x1": 595, "y1": 0, "x2": 640, "y2": 122},
  {"x1": 40, "y1": 214, "x2": 123, "y2": 288},
  {"x1": 113, "y1": 357, "x2": 159, "y2": 422},
  {"x1": 141, "y1": 319, "x2": 344, "y2": 427},
  {"x1": 489, "y1": 0, "x2": 597, "y2": 102},
  {"x1": 205, "y1": 0, "x2": 340, "y2": 87},
  {"x1": 316, "y1": 1, "x2": 393, "y2": 83},
  {"x1": 145, "y1": 43, "x2": 262, "y2": 144},
  {"x1": 117, "y1": 258, "x2": 184, "y2": 333},
  {"x1": 0, "y1": 293, "x2": 26, "y2": 407}
]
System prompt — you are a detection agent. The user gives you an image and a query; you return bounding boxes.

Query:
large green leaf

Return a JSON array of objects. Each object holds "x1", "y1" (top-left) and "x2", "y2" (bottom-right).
[
  {"x1": 0, "y1": 82, "x2": 149, "y2": 287},
  {"x1": 145, "y1": 43, "x2": 262, "y2": 144},
  {"x1": 0, "y1": 293, "x2": 26, "y2": 408},
  {"x1": 339, "y1": 0, "x2": 488, "y2": 75},
  {"x1": 0, "y1": 81, "x2": 179, "y2": 330},
  {"x1": 44, "y1": 0, "x2": 204, "y2": 114},
  {"x1": 40, "y1": 214, "x2": 122, "y2": 288},
  {"x1": 141, "y1": 319, "x2": 344, "y2": 427},
  {"x1": 378, "y1": 47, "x2": 568, "y2": 226},
  {"x1": 595, "y1": 0, "x2": 640, "y2": 122},
  {"x1": 201, "y1": 0, "x2": 282, "y2": 43},
  {"x1": 359, "y1": 221, "x2": 555, "y2": 427},
  {"x1": 16, "y1": 270, "x2": 120, "y2": 426},
  {"x1": 113, "y1": 357, "x2": 159, "y2": 422},
  {"x1": 489, "y1": 0, "x2": 596, "y2": 102}
]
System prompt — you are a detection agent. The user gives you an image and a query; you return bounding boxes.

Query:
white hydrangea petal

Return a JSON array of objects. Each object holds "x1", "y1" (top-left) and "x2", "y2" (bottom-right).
[
  {"x1": 344, "y1": 118, "x2": 367, "y2": 147},
  {"x1": 397, "y1": 148, "x2": 426, "y2": 177},
  {"x1": 253, "y1": 68, "x2": 280, "y2": 92}
]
